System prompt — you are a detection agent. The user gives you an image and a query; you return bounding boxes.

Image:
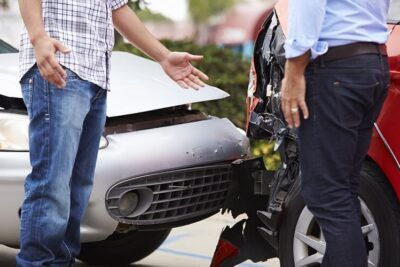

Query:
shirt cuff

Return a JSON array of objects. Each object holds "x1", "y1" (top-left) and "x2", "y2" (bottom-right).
[
  {"x1": 284, "y1": 38, "x2": 329, "y2": 59},
  {"x1": 109, "y1": 0, "x2": 128, "y2": 10}
]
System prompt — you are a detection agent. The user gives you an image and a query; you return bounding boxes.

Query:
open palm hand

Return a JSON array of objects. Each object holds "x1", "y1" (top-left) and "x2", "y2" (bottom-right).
[{"x1": 160, "y1": 52, "x2": 209, "y2": 90}]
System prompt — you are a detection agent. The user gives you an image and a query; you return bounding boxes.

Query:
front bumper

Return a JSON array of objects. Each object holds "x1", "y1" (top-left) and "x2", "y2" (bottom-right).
[{"x1": 0, "y1": 117, "x2": 249, "y2": 245}]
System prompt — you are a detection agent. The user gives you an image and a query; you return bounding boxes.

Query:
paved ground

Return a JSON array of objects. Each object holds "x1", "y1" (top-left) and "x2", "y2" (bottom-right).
[{"x1": 0, "y1": 213, "x2": 280, "y2": 267}]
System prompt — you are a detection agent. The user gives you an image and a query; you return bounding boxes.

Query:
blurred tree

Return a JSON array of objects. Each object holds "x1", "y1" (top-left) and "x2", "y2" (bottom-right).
[
  {"x1": 188, "y1": 0, "x2": 236, "y2": 39},
  {"x1": 128, "y1": 0, "x2": 144, "y2": 10},
  {"x1": 188, "y1": 0, "x2": 236, "y2": 24},
  {"x1": 136, "y1": 8, "x2": 172, "y2": 23},
  {"x1": 0, "y1": 0, "x2": 9, "y2": 9}
]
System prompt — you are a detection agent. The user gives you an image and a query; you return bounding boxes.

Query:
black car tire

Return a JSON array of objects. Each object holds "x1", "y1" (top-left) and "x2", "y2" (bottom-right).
[
  {"x1": 278, "y1": 161, "x2": 400, "y2": 267},
  {"x1": 78, "y1": 229, "x2": 171, "y2": 266}
]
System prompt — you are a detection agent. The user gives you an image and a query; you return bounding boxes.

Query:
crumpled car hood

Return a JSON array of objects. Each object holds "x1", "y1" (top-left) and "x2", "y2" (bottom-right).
[{"x1": 0, "y1": 51, "x2": 229, "y2": 117}]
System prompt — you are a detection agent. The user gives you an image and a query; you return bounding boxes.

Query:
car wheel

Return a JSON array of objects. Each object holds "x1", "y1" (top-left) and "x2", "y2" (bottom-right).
[
  {"x1": 78, "y1": 229, "x2": 171, "y2": 266},
  {"x1": 278, "y1": 162, "x2": 400, "y2": 267}
]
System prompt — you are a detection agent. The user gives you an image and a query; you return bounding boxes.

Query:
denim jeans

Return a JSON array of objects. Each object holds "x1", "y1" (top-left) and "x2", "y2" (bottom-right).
[
  {"x1": 16, "y1": 67, "x2": 107, "y2": 267},
  {"x1": 298, "y1": 53, "x2": 389, "y2": 267}
]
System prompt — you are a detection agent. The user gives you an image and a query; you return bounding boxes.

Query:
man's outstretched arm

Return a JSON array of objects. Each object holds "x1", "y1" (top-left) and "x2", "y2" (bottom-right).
[
  {"x1": 112, "y1": 6, "x2": 209, "y2": 90},
  {"x1": 18, "y1": 0, "x2": 70, "y2": 88}
]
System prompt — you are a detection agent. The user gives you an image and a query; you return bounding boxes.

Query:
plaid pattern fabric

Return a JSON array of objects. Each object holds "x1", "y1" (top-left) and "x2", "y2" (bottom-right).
[{"x1": 19, "y1": 0, "x2": 128, "y2": 90}]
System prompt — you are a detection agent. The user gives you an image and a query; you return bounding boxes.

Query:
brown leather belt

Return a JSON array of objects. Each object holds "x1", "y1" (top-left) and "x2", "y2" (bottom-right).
[{"x1": 315, "y1": 42, "x2": 388, "y2": 62}]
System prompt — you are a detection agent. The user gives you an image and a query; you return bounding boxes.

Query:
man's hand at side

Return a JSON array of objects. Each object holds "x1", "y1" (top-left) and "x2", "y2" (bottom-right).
[
  {"x1": 32, "y1": 36, "x2": 70, "y2": 88},
  {"x1": 281, "y1": 51, "x2": 310, "y2": 128},
  {"x1": 112, "y1": 6, "x2": 209, "y2": 90},
  {"x1": 19, "y1": 0, "x2": 70, "y2": 88}
]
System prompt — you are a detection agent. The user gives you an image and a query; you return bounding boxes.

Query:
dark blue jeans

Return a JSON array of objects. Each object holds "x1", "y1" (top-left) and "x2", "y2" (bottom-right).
[
  {"x1": 298, "y1": 54, "x2": 389, "y2": 267},
  {"x1": 16, "y1": 67, "x2": 107, "y2": 267}
]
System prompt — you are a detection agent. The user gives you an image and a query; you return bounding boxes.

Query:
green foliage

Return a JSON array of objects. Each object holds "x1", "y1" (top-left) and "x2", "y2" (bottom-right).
[
  {"x1": 136, "y1": 9, "x2": 173, "y2": 23},
  {"x1": 251, "y1": 140, "x2": 281, "y2": 170},
  {"x1": 127, "y1": 0, "x2": 143, "y2": 10},
  {"x1": 114, "y1": 40, "x2": 281, "y2": 169},
  {"x1": 188, "y1": 0, "x2": 236, "y2": 24}
]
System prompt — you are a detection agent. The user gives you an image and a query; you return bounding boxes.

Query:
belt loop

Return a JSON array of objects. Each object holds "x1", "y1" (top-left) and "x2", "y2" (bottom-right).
[
  {"x1": 313, "y1": 62, "x2": 317, "y2": 73},
  {"x1": 378, "y1": 46, "x2": 384, "y2": 72},
  {"x1": 319, "y1": 55, "x2": 325, "y2": 68},
  {"x1": 378, "y1": 48, "x2": 383, "y2": 63}
]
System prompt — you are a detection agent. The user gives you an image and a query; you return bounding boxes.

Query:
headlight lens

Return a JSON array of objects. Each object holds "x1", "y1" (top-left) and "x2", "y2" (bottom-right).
[
  {"x1": 118, "y1": 191, "x2": 140, "y2": 217},
  {"x1": 0, "y1": 112, "x2": 108, "y2": 151}
]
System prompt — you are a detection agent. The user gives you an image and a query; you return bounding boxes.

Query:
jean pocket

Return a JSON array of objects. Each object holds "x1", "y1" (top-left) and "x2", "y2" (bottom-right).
[
  {"x1": 21, "y1": 77, "x2": 34, "y2": 116},
  {"x1": 63, "y1": 68, "x2": 81, "y2": 82},
  {"x1": 332, "y1": 80, "x2": 379, "y2": 128},
  {"x1": 332, "y1": 81, "x2": 380, "y2": 90}
]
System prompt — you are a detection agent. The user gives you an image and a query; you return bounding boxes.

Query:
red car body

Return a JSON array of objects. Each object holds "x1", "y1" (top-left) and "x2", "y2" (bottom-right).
[{"x1": 369, "y1": 25, "x2": 400, "y2": 200}]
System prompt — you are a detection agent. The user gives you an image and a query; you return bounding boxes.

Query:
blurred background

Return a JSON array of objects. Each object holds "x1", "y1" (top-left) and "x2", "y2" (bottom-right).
[{"x1": 0, "y1": 0, "x2": 279, "y2": 169}]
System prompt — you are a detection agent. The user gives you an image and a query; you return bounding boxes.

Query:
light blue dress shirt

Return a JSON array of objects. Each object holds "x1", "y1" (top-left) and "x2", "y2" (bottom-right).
[{"x1": 285, "y1": 0, "x2": 391, "y2": 59}]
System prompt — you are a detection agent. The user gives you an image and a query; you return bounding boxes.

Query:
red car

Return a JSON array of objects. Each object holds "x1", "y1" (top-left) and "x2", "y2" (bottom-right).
[{"x1": 212, "y1": 1, "x2": 400, "y2": 267}]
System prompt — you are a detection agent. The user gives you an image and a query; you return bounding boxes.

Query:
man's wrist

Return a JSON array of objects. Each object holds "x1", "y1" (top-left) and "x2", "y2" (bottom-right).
[
  {"x1": 285, "y1": 62, "x2": 306, "y2": 79},
  {"x1": 30, "y1": 32, "x2": 48, "y2": 46},
  {"x1": 156, "y1": 48, "x2": 171, "y2": 64},
  {"x1": 285, "y1": 51, "x2": 311, "y2": 77}
]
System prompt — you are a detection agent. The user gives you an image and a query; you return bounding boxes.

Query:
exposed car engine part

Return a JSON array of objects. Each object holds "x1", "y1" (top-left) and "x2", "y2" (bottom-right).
[
  {"x1": 105, "y1": 106, "x2": 208, "y2": 134},
  {"x1": 210, "y1": 217, "x2": 275, "y2": 267},
  {"x1": 210, "y1": 158, "x2": 277, "y2": 266},
  {"x1": 0, "y1": 96, "x2": 208, "y2": 135},
  {"x1": 0, "y1": 95, "x2": 26, "y2": 111},
  {"x1": 212, "y1": 10, "x2": 301, "y2": 266},
  {"x1": 245, "y1": 9, "x2": 301, "y2": 246}
]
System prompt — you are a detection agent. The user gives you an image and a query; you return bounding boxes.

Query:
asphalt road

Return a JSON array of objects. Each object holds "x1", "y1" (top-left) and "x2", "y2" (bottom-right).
[{"x1": 0, "y1": 214, "x2": 280, "y2": 267}]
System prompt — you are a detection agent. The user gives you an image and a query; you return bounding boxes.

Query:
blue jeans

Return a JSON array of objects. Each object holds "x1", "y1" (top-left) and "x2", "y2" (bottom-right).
[
  {"x1": 298, "y1": 54, "x2": 389, "y2": 267},
  {"x1": 16, "y1": 67, "x2": 107, "y2": 267}
]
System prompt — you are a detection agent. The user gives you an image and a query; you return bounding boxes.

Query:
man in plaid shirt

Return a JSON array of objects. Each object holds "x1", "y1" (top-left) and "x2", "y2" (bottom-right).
[{"x1": 17, "y1": 0, "x2": 208, "y2": 266}]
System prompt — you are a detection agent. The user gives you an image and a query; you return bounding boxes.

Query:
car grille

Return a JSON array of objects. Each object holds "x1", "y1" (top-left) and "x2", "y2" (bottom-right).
[{"x1": 106, "y1": 164, "x2": 232, "y2": 226}]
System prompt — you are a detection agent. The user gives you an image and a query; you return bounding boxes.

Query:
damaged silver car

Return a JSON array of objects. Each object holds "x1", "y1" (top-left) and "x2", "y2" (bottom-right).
[{"x1": 0, "y1": 40, "x2": 250, "y2": 265}]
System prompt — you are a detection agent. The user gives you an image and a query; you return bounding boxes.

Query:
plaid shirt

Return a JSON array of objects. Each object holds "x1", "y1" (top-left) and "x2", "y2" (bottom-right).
[{"x1": 19, "y1": 0, "x2": 128, "y2": 90}]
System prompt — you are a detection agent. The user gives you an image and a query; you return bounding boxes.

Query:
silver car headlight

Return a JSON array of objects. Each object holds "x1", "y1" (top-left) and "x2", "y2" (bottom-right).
[{"x1": 0, "y1": 112, "x2": 108, "y2": 151}]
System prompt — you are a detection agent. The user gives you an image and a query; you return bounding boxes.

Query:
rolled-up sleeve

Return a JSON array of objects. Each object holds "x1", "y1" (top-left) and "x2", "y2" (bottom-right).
[
  {"x1": 285, "y1": 0, "x2": 329, "y2": 59},
  {"x1": 109, "y1": 0, "x2": 128, "y2": 11}
]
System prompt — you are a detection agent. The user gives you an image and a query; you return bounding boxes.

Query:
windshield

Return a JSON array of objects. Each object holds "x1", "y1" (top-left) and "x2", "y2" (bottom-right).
[
  {"x1": 0, "y1": 39, "x2": 18, "y2": 54},
  {"x1": 388, "y1": 0, "x2": 400, "y2": 22}
]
